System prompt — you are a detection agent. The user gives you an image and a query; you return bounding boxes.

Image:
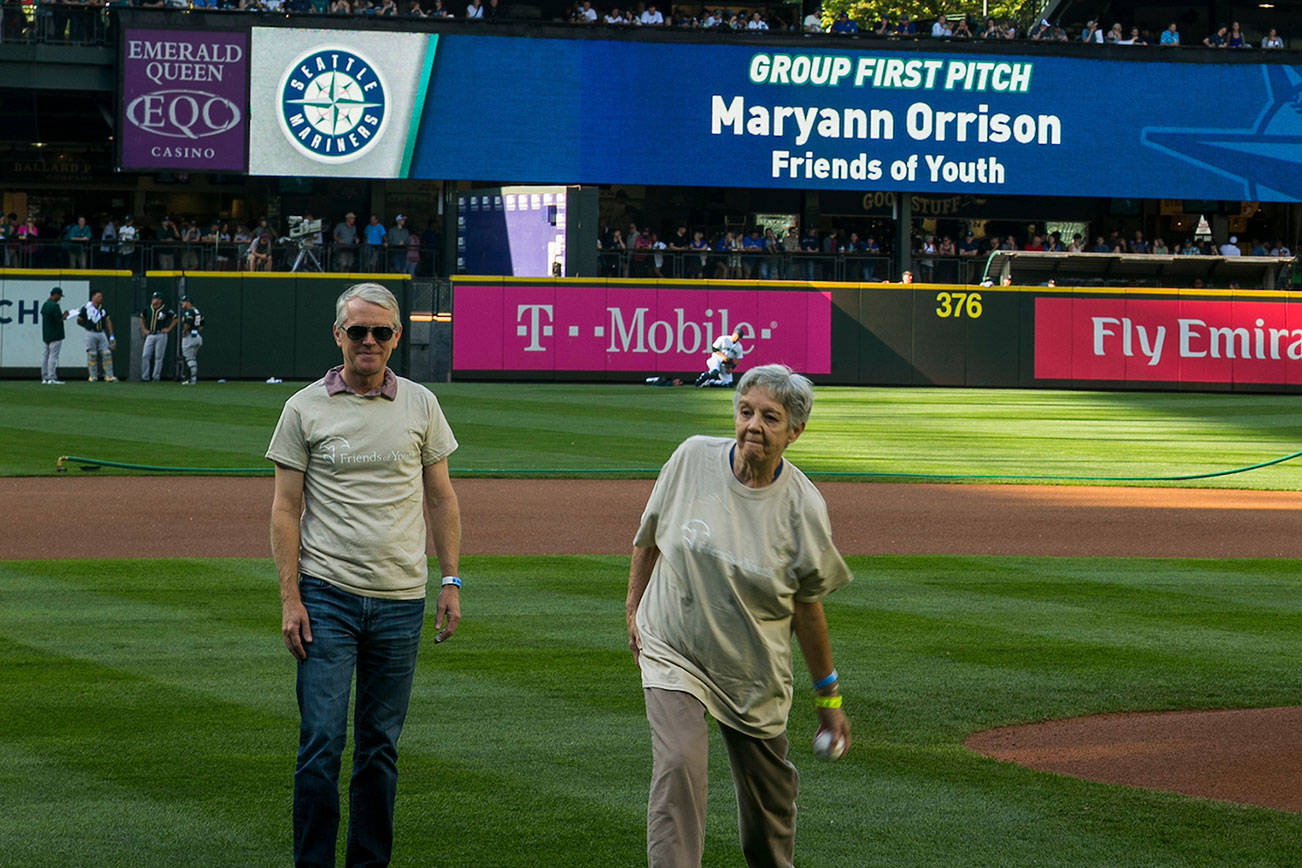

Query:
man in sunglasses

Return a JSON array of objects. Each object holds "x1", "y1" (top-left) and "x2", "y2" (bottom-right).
[{"x1": 266, "y1": 282, "x2": 462, "y2": 867}]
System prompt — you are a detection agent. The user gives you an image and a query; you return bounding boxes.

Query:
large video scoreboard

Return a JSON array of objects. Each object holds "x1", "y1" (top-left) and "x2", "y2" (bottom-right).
[{"x1": 118, "y1": 24, "x2": 1302, "y2": 202}]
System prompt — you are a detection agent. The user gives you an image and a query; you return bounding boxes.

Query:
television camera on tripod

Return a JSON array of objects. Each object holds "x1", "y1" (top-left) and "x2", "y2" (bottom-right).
[{"x1": 288, "y1": 215, "x2": 324, "y2": 272}]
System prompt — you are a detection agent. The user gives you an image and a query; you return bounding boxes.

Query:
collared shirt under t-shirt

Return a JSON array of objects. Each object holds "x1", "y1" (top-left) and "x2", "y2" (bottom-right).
[
  {"x1": 634, "y1": 435, "x2": 852, "y2": 738},
  {"x1": 265, "y1": 366, "x2": 458, "y2": 600}
]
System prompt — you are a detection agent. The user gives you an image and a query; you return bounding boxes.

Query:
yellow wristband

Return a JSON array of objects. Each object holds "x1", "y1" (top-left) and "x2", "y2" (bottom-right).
[{"x1": 814, "y1": 695, "x2": 842, "y2": 709}]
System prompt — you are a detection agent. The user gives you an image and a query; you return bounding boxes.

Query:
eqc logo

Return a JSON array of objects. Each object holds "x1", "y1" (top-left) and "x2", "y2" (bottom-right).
[{"x1": 277, "y1": 47, "x2": 387, "y2": 163}]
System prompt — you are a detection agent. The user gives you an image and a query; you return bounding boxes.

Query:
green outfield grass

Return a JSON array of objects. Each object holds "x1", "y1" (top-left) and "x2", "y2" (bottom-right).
[
  {"x1": 2, "y1": 555, "x2": 1300, "y2": 866},
  {"x1": 3, "y1": 381, "x2": 1302, "y2": 487}
]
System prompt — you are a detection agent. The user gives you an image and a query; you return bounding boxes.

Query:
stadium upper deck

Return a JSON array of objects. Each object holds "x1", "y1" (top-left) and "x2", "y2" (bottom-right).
[{"x1": 0, "y1": 9, "x2": 1298, "y2": 284}]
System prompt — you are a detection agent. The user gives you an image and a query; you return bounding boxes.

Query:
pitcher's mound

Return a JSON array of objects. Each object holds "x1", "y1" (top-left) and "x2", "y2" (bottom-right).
[{"x1": 965, "y1": 706, "x2": 1302, "y2": 813}]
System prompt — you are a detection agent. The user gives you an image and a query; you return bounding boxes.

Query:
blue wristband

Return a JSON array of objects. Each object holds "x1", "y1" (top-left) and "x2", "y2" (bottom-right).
[
  {"x1": 813, "y1": 669, "x2": 838, "y2": 690},
  {"x1": 441, "y1": 576, "x2": 462, "y2": 588}
]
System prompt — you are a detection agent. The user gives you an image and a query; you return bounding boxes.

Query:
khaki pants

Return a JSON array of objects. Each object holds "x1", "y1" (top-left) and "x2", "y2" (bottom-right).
[{"x1": 645, "y1": 687, "x2": 798, "y2": 868}]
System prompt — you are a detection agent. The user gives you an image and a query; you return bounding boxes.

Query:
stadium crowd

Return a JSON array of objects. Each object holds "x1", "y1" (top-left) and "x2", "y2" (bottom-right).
[
  {"x1": 1, "y1": 0, "x2": 1289, "y2": 49},
  {"x1": 0, "y1": 211, "x2": 444, "y2": 275},
  {"x1": 816, "y1": 11, "x2": 1287, "y2": 48},
  {"x1": 2, "y1": 209, "x2": 1292, "y2": 287},
  {"x1": 596, "y1": 222, "x2": 1295, "y2": 284}
]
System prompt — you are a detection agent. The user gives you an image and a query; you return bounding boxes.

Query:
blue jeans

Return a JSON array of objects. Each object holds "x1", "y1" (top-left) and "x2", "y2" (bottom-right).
[{"x1": 293, "y1": 576, "x2": 426, "y2": 868}]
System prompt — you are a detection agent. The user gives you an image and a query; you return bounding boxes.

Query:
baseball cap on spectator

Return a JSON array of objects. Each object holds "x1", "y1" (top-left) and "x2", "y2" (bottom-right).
[
  {"x1": 50, "y1": 287, "x2": 63, "y2": 296},
  {"x1": 152, "y1": 291, "x2": 164, "y2": 298},
  {"x1": 395, "y1": 214, "x2": 406, "y2": 221}
]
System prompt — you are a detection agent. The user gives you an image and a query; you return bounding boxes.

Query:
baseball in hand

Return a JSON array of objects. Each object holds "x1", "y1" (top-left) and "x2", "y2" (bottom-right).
[{"x1": 812, "y1": 728, "x2": 847, "y2": 761}]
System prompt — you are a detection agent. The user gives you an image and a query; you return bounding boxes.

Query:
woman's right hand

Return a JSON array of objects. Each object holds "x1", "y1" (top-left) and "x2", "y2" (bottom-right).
[{"x1": 627, "y1": 616, "x2": 642, "y2": 666}]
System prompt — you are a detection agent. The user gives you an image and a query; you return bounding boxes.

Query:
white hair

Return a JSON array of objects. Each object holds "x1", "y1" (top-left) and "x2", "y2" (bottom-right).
[
  {"x1": 335, "y1": 282, "x2": 401, "y2": 330},
  {"x1": 733, "y1": 364, "x2": 814, "y2": 430}
]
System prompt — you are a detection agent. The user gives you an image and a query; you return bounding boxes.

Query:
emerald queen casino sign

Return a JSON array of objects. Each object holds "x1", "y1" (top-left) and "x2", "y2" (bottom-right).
[{"x1": 120, "y1": 29, "x2": 248, "y2": 172}]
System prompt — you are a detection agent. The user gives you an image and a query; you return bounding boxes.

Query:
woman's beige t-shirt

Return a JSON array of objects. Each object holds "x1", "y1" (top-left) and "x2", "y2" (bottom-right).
[
  {"x1": 266, "y1": 374, "x2": 457, "y2": 599},
  {"x1": 634, "y1": 435, "x2": 852, "y2": 738}
]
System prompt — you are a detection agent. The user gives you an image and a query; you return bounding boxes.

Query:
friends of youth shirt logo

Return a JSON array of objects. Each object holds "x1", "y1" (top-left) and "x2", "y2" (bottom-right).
[{"x1": 277, "y1": 47, "x2": 388, "y2": 163}]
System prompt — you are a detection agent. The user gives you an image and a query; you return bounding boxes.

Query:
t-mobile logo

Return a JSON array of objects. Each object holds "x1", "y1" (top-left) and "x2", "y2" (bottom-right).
[{"x1": 516, "y1": 304, "x2": 553, "y2": 352}]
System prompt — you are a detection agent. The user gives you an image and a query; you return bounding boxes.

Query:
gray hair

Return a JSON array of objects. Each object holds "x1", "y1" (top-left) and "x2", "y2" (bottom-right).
[
  {"x1": 733, "y1": 364, "x2": 814, "y2": 431},
  {"x1": 335, "y1": 282, "x2": 401, "y2": 330}
]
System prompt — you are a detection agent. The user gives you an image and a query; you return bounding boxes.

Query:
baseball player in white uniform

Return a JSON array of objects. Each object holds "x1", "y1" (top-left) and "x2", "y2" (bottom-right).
[
  {"x1": 694, "y1": 326, "x2": 749, "y2": 387},
  {"x1": 77, "y1": 291, "x2": 117, "y2": 382}
]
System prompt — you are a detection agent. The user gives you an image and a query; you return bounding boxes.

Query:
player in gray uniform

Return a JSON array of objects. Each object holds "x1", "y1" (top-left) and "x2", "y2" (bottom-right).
[
  {"x1": 77, "y1": 291, "x2": 117, "y2": 382},
  {"x1": 139, "y1": 291, "x2": 177, "y2": 382},
  {"x1": 179, "y1": 296, "x2": 203, "y2": 385}
]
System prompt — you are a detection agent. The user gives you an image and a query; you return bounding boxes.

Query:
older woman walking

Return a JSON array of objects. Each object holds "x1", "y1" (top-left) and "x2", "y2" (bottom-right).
[{"x1": 626, "y1": 363, "x2": 853, "y2": 868}]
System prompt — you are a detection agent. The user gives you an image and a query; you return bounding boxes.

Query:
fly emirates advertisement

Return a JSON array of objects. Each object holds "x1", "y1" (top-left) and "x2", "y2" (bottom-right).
[{"x1": 1035, "y1": 296, "x2": 1302, "y2": 386}]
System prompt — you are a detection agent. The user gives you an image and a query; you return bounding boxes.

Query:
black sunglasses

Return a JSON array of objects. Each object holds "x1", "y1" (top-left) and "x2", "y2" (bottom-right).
[{"x1": 343, "y1": 325, "x2": 396, "y2": 342}]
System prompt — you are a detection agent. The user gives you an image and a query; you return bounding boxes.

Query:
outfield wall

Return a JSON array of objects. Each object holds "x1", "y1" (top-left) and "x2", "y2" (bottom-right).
[
  {"x1": 142, "y1": 273, "x2": 413, "y2": 381},
  {"x1": 0, "y1": 271, "x2": 135, "y2": 378},
  {"x1": 0, "y1": 270, "x2": 412, "y2": 381},
  {"x1": 452, "y1": 276, "x2": 1302, "y2": 393}
]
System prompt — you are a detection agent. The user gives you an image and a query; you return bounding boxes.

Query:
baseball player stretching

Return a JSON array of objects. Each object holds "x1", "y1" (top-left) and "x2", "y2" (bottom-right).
[
  {"x1": 139, "y1": 291, "x2": 177, "y2": 382},
  {"x1": 694, "y1": 326, "x2": 750, "y2": 387},
  {"x1": 179, "y1": 296, "x2": 203, "y2": 385}
]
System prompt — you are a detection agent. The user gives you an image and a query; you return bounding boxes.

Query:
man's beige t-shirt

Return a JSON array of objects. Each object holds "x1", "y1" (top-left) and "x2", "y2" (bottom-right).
[
  {"x1": 266, "y1": 370, "x2": 457, "y2": 599},
  {"x1": 634, "y1": 435, "x2": 852, "y2": 738}
]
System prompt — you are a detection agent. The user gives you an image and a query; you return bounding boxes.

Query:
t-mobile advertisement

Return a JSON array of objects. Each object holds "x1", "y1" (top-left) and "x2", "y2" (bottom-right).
[
  {"x1": 453, "y1": 283, "x2": 832, "y2": 375},
  {"x1": 1035, "y1": 296, "x2": 1302, "y2": 385},
  {"x1": 120, "y1": 29, "x2": 248, "y2": 172}
]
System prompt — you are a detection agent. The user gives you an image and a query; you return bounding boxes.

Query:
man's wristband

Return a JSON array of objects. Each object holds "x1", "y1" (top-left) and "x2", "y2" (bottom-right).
[
  {"x1": 814, "y1": 695, "x2": 843, "y2": 709},
  {"x1": 813, "y1": 669, "x2": 839, "y2": 690},
  {"x1": 441, "y1": 576, "x2": 462, "y2": 588}
]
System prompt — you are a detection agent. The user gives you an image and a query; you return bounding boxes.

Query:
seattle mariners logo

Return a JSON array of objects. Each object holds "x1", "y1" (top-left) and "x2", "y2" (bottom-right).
[{"x1": 277, "y1": 47, "x2": 388, "y2": 163}]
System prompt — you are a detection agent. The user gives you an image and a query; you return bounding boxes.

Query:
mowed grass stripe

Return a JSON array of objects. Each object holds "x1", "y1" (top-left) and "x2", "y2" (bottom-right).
[
  {"x1": 0, "y1": 558, "x2": 665, "y2": 866},
  {"x1": 3, "y1": 555, "x2": 1302, "y2": 864},
  {"x1": 5, "y1": 381, "x2": 1302, "y2": 486},
  {"x1": 0, "y1": 743, "x2": 277, "y2": 867}
]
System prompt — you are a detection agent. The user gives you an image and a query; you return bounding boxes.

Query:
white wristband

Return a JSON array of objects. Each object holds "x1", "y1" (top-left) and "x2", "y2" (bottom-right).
[{"x1": 441, "y1": 576, "x2": 462, "y2": 588}]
